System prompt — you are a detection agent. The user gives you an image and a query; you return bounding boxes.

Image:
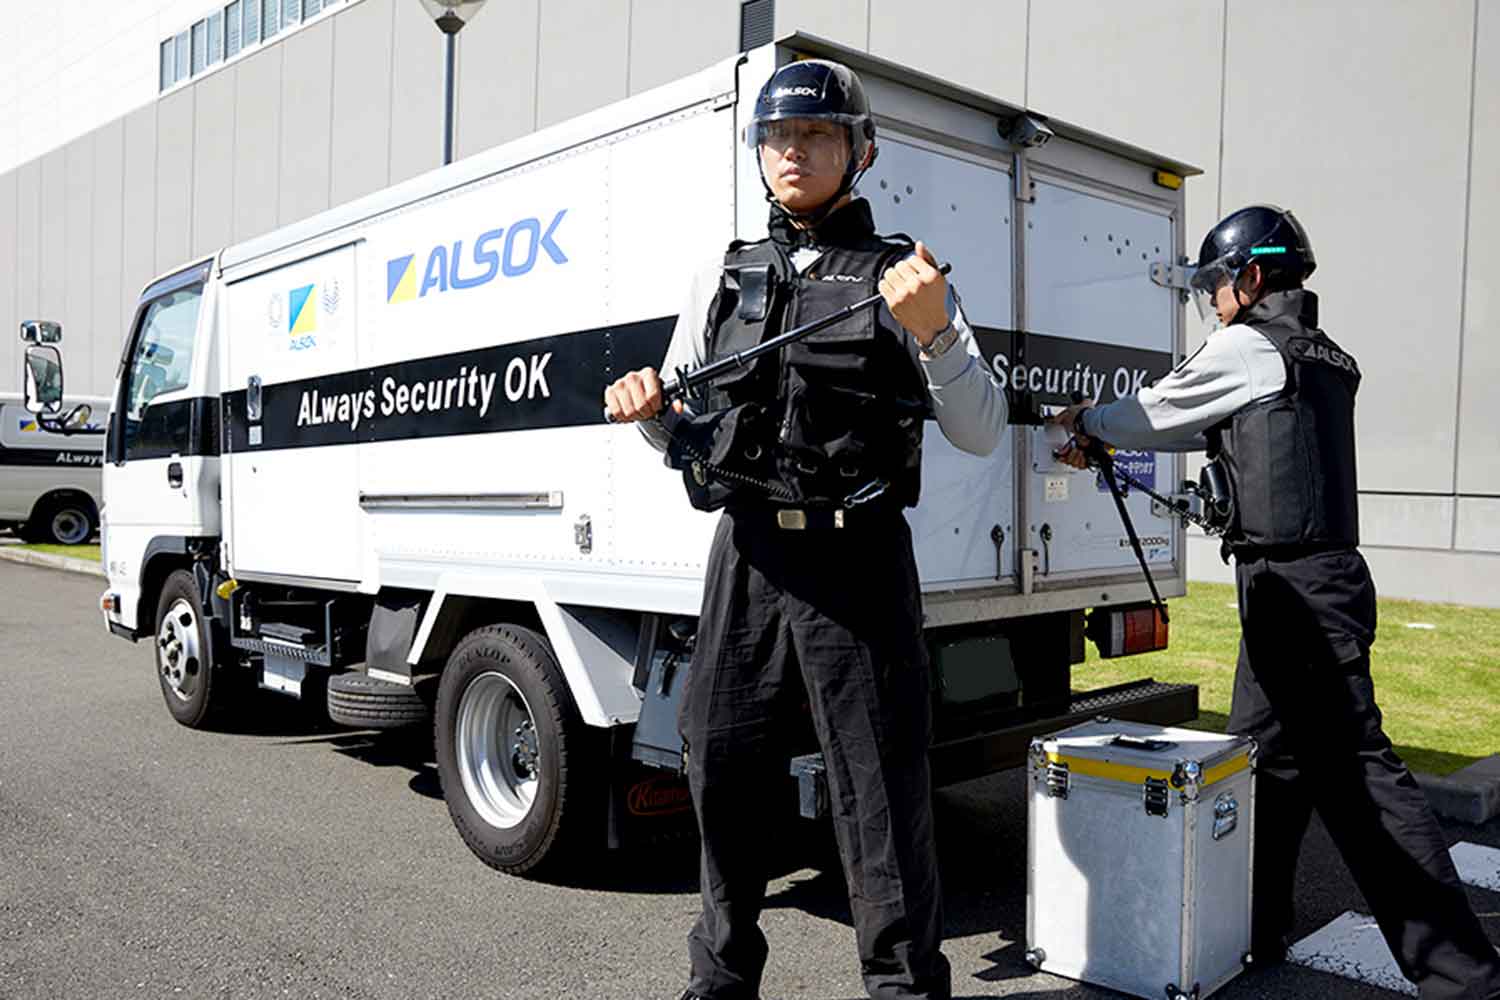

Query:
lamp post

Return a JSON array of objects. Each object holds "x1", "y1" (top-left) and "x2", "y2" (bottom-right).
[{"x1": 419, "y1": 0, "x2": 490, "y2": 165}]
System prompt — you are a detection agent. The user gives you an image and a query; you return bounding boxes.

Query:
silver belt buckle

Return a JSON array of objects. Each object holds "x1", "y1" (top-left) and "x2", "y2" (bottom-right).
[{"x1": 776, "y1": 509, "x2": 807, "y2": 530}]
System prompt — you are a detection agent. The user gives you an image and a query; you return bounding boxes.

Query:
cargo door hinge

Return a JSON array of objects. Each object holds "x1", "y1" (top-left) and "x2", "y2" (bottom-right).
[{"x1": 1150, "y1": 261, "x2": 1198, "y2": 305}]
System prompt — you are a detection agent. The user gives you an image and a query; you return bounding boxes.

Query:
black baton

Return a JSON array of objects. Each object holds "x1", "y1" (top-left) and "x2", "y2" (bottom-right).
[{"x1": 604, "y1": 262, "x2": 951, "y2": 423}]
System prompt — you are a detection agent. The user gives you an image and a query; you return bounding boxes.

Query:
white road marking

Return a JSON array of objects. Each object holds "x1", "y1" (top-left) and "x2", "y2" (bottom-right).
[
  {"x1": 1288, "y1": 910, "x2": 1417, "y2": 996},
  {"x1": 1452, "y1": 841, "x2": 1500, "y2": 892}
]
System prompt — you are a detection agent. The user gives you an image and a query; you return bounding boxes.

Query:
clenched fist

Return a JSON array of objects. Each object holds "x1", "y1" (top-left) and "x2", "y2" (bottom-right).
[
  {"x1": 604, "y1": 366, "x2": 679, "y2": 423},
  {"x1": 878, "y1": 241, "x2": 949, "y2": 345}
]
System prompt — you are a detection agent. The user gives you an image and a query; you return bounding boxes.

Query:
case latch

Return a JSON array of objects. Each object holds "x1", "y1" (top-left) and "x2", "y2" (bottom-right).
[
  {"x1": 1212, "y1": 791, "x2": 1239, "y2": 840},
  {"x1": 1143, "y1": 776, "x2": 1170, "y2": 816},
  {"x1": 1045, "y1": 760, "x2": 1070, "y2": 799}
]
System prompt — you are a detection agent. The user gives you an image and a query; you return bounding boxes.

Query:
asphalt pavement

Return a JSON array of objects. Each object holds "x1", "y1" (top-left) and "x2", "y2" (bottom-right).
[{"x1": 1, "y1": 559, "x2": 1496, "y2": 999}]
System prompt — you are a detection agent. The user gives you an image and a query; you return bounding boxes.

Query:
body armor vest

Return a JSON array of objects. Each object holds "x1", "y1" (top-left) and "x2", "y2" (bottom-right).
[
  {"x1": 1207, "y1": 289, "x2": 1361, "y2": 550},
  {"x1": 689, "y1": 200, "x2": 929, "y2": 509}
]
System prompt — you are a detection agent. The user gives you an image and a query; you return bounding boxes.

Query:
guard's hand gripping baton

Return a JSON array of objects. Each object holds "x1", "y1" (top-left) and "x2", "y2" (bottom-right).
[{"x1": 603, "y1": 263, "x2": 950, "y2": 423}]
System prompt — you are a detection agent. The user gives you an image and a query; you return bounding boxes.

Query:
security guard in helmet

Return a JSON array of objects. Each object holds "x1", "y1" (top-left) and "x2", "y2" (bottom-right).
[
  {"x1": 605, "y1": 59, "x2": 1006, "y2": 1000},
  {"x1": 1056, "y1": 206, "x2": 1500, "y2": 1000}
]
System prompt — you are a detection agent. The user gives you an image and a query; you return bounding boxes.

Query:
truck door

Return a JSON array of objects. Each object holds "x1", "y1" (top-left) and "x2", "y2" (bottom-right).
[
  {"x1": 222, "y1": 244, "x2": 363, "y2": 584},
  {"x1": 857, "y1": 133, "x2": 1017, "y2": 587},
  {"x1": 1019, "y1": 177, "x2": 1179, "y2": 581},
  {"x1": 105, "y1": 262, "x2": 218, "y2": 558}
]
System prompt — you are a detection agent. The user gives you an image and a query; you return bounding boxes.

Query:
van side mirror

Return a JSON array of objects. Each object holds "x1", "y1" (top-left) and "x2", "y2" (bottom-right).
[
  {"x1": 19, "y1": 320, "x2": 62, "y2": 344},
  {"x1": 24, "y1": 345, "x2": 64, "y2": 415}
]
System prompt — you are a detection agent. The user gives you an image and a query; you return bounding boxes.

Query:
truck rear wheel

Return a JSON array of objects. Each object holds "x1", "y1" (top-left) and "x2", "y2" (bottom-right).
[
  {"x1": 23, "y1": 494, "x2": 95, "y2": 545},
  {"x1": 435, "y1": 624, "x2": 599, "y2": 878},
  {"x1": 154, "y1": 569, "x2": 236, "y2": 728}
]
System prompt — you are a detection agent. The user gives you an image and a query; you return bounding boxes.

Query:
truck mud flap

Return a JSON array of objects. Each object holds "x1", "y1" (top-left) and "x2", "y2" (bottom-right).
[{"x1": 928, "y1": 679, "x2": 1199, "y2": 787}]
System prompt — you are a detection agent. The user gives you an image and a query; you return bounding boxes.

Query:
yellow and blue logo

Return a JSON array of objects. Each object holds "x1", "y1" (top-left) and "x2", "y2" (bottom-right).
[
  {"x1": 289, "y1": 284, "x2": 317, "y2": 336},
  {"x1": 386, "y1": 208, "x2": 569, "y2": 305}
]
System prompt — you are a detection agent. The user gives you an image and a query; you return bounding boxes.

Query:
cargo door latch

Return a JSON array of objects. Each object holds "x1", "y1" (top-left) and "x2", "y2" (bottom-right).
[{"x1": 574, "y1": 514, "x2": 592, "y2": 554}]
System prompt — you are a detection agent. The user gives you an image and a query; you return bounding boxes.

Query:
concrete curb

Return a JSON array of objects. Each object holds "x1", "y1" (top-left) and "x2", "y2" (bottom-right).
[
  {"x1": 1419, "y1": 755, "x2": 1500, "y2": 825},
  {"x1": 0, "y1": 546, "x2": 104, "y2": 579}
]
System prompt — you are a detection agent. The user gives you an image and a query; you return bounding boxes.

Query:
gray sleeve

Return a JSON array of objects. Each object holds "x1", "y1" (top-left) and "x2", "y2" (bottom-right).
[
  {"x1": 1078, "y1": 326, "x2": 1286, "y2": 452},
  {"x1": 637, "y1": 259, "x2": 720, "y2": 453},
  {"x1": 903, "y1": 292, "x2": 1008, "y2": 456}
]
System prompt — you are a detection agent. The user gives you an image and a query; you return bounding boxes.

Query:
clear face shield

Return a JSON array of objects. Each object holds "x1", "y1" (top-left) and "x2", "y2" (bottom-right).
[
  {"x1": 745, "y1": 114, "x2": 867, "y2": 160},
  {"x1": 1188, "y1": 255, "x2": 1241, "y2": 325}
]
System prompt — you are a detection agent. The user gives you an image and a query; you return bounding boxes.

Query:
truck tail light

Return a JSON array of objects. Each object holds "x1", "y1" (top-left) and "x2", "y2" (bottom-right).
[{"x1": 1087, "y1": 603, "x2": 1169, "y2": 659}]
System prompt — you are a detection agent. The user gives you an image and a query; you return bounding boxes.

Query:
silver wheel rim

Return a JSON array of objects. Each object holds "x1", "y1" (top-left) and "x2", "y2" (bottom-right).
[
  {"x1": 157, "y1": 598, "x2": 202, "y2": 702},
  {"x1": 456, "y1": 671, "x2": 540, "y2": 830},
  {"x1": 51, "y1": 507, "x2": 89, "y2": 545}
]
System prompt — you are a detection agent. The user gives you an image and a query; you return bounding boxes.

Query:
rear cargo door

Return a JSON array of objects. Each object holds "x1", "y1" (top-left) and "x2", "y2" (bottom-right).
[
  {"x1": 857, "y1": 133, "x2": 1017, "y2": 588},
  {"x1": 1019, "y1": 176, "x2": 1179, "y2": 580},
  {"x1": 222, "y1": 244, "x2": 363, "y2": 584}
]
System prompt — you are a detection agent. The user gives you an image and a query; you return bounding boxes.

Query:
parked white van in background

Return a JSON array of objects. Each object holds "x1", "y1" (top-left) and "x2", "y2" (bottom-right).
[{"x1": 0, "y1": 393, "x2": 107, "y2": 544}]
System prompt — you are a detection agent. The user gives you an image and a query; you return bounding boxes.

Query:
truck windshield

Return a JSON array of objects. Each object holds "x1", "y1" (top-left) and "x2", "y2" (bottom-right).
[{"x1": 122, "y1": 286, "x2": 202, "y2": 453}]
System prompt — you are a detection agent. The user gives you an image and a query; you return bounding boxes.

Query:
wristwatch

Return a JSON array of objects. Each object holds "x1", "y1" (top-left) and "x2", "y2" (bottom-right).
[{"x1": 919, "y1": 321, "x2": 960, "y2": 360}]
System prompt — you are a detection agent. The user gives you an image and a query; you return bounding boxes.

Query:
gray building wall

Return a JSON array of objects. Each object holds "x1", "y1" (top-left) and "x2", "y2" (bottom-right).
[{"x1": 1, "y1": 0, "x2": 1495, "y2": 604}]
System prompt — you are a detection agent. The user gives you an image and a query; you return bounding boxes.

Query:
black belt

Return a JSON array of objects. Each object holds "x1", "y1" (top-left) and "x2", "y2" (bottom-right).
[
  {"x1": 1226, "y1": 540, "x2": 1355, "y2": 562},
  {"x1": 730, "y1": 503, "x2": 903, "y2": 531}
]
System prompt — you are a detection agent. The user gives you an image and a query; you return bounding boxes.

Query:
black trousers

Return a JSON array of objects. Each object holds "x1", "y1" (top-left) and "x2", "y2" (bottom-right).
[
  {"x1": 679, "y1": 509, "x2": 951, "y2": 1000},
  {"x1": 1227, "y1": 548, "x2": 1500, "y2": 1000}
]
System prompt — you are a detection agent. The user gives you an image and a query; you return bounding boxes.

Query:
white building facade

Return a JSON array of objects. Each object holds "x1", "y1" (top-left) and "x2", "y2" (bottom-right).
[{"x1": 1, "y1": 0, "x2": 1495, "y2": 605}]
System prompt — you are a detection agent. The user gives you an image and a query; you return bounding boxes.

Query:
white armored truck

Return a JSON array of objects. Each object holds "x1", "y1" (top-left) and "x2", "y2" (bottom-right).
[
  {"x1": 0, "y1": 391, "x2": 107, "y2": 544},
  {"x1": 31, "y1": 35, "x2": 1206, "y2": 876}
]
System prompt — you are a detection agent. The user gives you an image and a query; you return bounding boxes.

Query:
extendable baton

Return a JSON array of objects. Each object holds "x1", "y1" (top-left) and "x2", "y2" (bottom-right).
[{"x1": 603, "y1": 262, "x2": 950, "y2": 423}]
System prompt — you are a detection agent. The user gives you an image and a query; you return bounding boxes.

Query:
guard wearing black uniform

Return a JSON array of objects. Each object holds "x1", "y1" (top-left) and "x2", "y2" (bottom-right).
[
  {"x1": 1057, "y1": 206, "x2": 1500, "y2": 1000},
  {"x1": 605, "y1": 60, "x2": 1006, "y2": 1000}
]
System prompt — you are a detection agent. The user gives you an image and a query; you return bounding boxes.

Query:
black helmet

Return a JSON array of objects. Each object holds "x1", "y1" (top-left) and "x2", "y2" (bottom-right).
[
  {"x1": 745, "y1": 60, "x2": 876, "y2": 218},
  {"x1": 1189, "y1": 205, "x2": 1315, "y2": 321}
]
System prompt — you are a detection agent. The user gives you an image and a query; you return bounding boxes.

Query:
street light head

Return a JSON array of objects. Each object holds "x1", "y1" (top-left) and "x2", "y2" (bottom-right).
[{"x1": 419, "y1": 0, "x2": 489, "y2": 34}]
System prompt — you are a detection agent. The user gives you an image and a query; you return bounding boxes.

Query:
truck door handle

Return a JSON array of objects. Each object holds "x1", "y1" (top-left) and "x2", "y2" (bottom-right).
[{"x1": 168, "y1": 462, "x2": 183, "y2": 488}]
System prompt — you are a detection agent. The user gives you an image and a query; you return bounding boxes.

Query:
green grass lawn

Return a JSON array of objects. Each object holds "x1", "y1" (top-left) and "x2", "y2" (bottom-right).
[
  {"x1": 19, "y1": 543, "x2": 101, "y2": 563},
  {"x1": 1078, "y1": 581, "x2": 1500, "y2": 776}
]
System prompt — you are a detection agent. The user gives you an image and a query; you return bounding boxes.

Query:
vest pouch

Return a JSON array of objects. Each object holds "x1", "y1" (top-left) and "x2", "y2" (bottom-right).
[
  {"x1": 1199, "y1": 457, "x2": 1235, "y2": 534},
  {"x1": 785, "y1": 279, "x2": 879, "y2": 377},
  {"x1": 663, "y1": 403, "x2": 785, "y2": 512},
  {"x1": 703, "y1": 267, "x2": 784, "y2": 406}
]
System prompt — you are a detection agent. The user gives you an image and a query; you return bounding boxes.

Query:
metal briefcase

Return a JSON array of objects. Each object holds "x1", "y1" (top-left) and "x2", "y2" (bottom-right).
[{"x1": 1026, "y1": 719, "x2": 1256, "y2": 1000}]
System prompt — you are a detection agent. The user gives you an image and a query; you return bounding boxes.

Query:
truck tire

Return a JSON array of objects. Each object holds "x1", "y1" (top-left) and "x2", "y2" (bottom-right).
[
  {"x1": 327, "y1": 671, "x2": 431, "y2": 729},
  {"x1": 435, "y1": 624, "x2": 600, "y2": 879},
  {"x1": 24, "y1": 494, "x2": 96, "y2": 545},
  {"x1": 155, "y1": 569, "x2": 236, "y2": 728}
]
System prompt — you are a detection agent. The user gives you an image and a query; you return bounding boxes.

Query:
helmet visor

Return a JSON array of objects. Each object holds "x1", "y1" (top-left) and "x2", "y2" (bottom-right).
[
  {"x1": 1188, "y1": 254, "x2": 1240, "y2": 324},
  {"x1": 745, "y1": 113, "x2": 870, "y2": 150}
]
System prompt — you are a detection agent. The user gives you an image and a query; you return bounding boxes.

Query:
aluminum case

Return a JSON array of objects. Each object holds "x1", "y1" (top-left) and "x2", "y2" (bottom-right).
[{"x1": 1027, "y1": 719, "x2": 1255, "y2": 1000}]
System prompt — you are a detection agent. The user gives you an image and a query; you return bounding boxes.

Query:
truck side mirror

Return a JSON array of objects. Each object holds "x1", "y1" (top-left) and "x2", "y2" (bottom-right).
[
  {"x1": 23, "y1": 345, "x2": 64, "y2": 415},
  {"x1": 19, "y1": 320, "x2": 62, "y2": 344}
]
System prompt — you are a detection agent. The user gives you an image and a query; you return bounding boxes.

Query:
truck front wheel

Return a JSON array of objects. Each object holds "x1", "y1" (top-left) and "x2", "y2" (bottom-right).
[
  {"x1": 154, "y1": 569, "x2": 235, "y2": 728},
  {"x1": 435, "y1": 624, "x2": 599, "y2": 878}
]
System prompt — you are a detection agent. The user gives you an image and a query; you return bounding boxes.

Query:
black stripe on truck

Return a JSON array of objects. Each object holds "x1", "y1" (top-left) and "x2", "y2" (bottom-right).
[
  {"x1": 0, "y1": 441, "x2": 103, "y2": 468},
  {"x1": 223, "y1": 317, "x2": 675, "y2": 453}
]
